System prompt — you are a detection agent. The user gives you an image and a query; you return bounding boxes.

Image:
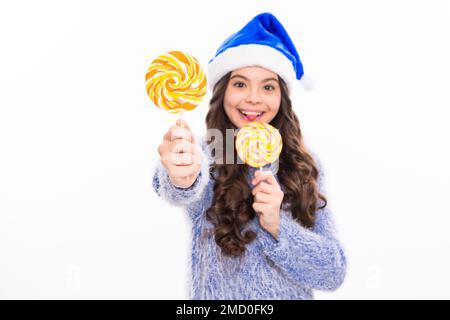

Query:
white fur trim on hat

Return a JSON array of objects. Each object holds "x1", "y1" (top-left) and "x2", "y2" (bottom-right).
[{"x1": 208, "y1": 44, "x2": 301, "y2": 93}]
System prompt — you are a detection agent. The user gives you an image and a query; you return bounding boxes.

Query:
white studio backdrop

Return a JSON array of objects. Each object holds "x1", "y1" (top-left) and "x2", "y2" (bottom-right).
[{"x1": 0, "y1": 0, "x2": 449, "y2": 299}]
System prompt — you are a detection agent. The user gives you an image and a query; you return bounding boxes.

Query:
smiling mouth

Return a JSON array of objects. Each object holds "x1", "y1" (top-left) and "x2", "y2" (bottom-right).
[{"x1": 239, "y1": 110, "x2": 265, "y2": 121}]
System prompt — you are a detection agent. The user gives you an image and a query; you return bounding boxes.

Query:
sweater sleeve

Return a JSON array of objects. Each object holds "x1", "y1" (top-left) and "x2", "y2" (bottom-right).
[
  {"x1": 256, "y1": 154, "x2": 347, "y2": 291},
  {"x1": 152, "y1": 136, "x2": 213, "y2": 210}
]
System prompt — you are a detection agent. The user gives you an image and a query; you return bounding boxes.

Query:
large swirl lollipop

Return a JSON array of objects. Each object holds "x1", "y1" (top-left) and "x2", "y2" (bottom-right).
[
  {"x1": 145, "y1": 51, "x2": 207, "y2": 121},
  {"x1": 235, "y1": 121, "x2": 283, "y2": 171}
]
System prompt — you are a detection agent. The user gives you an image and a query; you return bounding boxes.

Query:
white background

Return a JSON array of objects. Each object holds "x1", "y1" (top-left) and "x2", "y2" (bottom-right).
[{"x1": 1, "y1": 0, "x2": 449, "y2": 299}]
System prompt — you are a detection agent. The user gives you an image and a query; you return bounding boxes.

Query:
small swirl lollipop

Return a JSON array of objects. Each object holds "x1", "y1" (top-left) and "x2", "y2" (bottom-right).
[
  {"x1": 235, "y1": 121, "x2": 283, "y2": 171},
  {"x1": 145, "y1": 50, "x2": 207, "y2": 124}
]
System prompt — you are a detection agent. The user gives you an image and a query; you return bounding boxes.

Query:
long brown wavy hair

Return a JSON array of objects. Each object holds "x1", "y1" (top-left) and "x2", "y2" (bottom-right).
[{"x1": 205, "y1": 71, "x2": 327, "y2": 257}]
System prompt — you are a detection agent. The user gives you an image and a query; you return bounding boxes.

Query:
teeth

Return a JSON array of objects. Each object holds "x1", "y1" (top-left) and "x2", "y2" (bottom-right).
[{"x1": 241, "y1": 110, "x2": 262, "y2": 116}]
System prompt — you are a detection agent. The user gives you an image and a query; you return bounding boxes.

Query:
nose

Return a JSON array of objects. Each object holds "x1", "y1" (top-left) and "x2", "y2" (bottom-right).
[{"x1": 245, "y1": 88, "x2": 262, "y2": 104}]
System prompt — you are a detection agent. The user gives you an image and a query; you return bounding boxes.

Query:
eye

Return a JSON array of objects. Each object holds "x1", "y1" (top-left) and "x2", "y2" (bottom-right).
[
  {"x1": 233, "y1": 81, "x2": 245, "y2": 88},
  {"x1": 264, "y1": 84, "x2": 275, "y2": 91}
]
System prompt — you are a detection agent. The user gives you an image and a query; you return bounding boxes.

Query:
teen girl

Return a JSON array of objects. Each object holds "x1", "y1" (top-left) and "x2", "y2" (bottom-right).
[{"x1": 153, "y1": 12, "x2": 347, "y2": 299}]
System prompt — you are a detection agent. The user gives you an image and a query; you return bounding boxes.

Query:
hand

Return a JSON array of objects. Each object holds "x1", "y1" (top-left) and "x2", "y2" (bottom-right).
[
  {"x1": 158, "y1": 118, "x2": 202, "y2": 189},
  {"x1": 251, "y1": 170, "x2": 284, "y2": 239}
]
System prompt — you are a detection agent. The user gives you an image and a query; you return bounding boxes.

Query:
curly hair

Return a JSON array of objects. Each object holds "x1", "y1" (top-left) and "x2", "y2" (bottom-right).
[{"x1": 205, "y1": 71, "x2": 327, "y2": 257}]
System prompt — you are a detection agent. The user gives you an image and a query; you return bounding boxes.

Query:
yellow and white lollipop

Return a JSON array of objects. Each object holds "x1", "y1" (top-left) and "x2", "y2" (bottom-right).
[
  {"x1": 145, "y1": 51, "x2": 207, "y2": 119},
  {"x1": 235, "y1": 121, "x2": 283, "y2": 170}
]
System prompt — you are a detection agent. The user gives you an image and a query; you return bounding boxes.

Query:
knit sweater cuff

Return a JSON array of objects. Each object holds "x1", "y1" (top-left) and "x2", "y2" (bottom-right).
[{"x1": 256, "y1": 209, "x2": 295, "y2": 263}]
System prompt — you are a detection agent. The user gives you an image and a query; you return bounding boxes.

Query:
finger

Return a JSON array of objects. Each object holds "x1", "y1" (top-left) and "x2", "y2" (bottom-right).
[
  {"x1": 171, "y1": 139, "x2": 195, "y2": 154},
  {"x1": 164, "y1": 126, "x2": 193, "y2": 142},
  {"x1": 191, "y1": 132, "x2": 199, "y2": 146},
  {"x1": 168, "y1": 152, "x2": 194, "y2": 166},
  {"x1": 254, "y1": 191, "x2": 273, "y2": 204},
  {"x1": 252, "y1": 202, "x2": 267, "y2": 214},
  {"x1": 171, "y1": 145, "x2": 202, "y2": 167},
  {"x1": 158, "y1": 142, "x2": 167, "y2": 156},
  {"x1": 192, "y1": 143, "x2": 203, "y2": 166},
  {"x1": 168, "y1": 163, "x2": 199, "y2": 177},
  {"x1": 252, "y1": 181, "x2": 275, "y2": 196},
  {"x1": 176, "y1": 118, "x2": 191, "y2": 131},
  {"x1": 252, "y1": 170, "x2": 278, "y2": 187}
]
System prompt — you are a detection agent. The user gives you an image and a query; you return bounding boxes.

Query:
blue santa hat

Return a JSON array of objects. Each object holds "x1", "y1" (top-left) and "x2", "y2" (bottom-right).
[{"x1": 207, "y1": 12, "x2": 313, "y2": 93}]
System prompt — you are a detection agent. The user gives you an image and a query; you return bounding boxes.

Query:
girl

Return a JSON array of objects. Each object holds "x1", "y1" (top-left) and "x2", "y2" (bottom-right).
[{"x1": 153, "y1": 12, "x2": 347, "y2": 300}]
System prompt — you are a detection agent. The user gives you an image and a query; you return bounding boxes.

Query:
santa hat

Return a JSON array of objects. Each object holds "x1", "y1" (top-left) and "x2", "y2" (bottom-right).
[{"x1": 207, "y1": 12, "x2": 313, "y2": 93}]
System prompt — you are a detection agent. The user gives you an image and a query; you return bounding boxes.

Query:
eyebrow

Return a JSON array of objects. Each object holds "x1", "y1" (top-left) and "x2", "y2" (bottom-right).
[{"x1": 230, "y1": 74, "x2": 279, "y2": 83}]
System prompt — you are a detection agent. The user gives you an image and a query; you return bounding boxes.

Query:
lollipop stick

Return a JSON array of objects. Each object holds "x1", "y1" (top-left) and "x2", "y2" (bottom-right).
[{"x1": 258, "y1": 140, "x2": 263, "y2": 173}]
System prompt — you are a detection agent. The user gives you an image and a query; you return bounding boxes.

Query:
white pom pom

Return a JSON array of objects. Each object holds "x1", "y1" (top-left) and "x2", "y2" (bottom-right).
[{"x1": 299, "y1": 73, "x2": 315, "y2": 91}]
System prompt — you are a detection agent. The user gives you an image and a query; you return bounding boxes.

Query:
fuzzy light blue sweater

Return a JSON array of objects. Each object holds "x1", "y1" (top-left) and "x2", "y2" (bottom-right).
[{"x1": 152, "y1": 138, "x2": 347, "y2": 300}]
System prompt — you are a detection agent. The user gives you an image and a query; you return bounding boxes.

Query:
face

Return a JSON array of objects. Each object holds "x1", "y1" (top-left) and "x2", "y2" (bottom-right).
[{"x1": 223, "y1": 66, "x2": 281, "y2": 128}]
